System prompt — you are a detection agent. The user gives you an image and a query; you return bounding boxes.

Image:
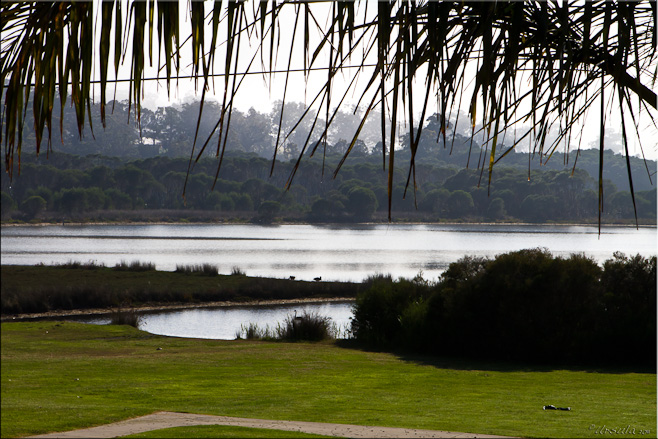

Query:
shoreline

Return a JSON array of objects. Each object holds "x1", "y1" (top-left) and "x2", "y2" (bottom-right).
[{"x1": 1, "y1": 297, "x2": 355, "y2": 322}]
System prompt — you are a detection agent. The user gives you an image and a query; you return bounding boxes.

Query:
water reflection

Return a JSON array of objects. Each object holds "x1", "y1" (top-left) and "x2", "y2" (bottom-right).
[
  {"x1": 3, "y1": 223, "x2": 655, "y2": 282},
  {"x1": 72, "y1": 301, "x2": 355, "y2": 340}
]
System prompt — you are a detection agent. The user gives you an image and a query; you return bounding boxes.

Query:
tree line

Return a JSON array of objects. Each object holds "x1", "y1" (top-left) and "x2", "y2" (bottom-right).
[{"x1": 1, "y1": 149, "x2": 655, "y2": 224}]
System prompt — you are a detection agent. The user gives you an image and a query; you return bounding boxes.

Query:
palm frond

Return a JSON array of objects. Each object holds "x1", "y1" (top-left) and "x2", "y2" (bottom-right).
[{"x1": 1, "y1": 0, "x2": 656, "y2": 224}]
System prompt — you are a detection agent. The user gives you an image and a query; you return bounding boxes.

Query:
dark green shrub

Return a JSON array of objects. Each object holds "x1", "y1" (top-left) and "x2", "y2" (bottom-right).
[
  {"x1": 351, "y1": 277, "x2": 431, "y2": 347},
  {"x1": 352, "y1": 249, "x2": 656, "y2": 367},
  {"x1": 598, "y1": 252, "x2": 657, "y2": 364},
  {"x1": 430, "y1": 249, "x2": 603, "y2": 362}
]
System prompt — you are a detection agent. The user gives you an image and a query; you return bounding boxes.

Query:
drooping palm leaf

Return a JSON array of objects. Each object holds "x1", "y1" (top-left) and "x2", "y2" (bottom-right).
[{"x1": 1, "y1": 1, "x2": 656, "y2": 223}]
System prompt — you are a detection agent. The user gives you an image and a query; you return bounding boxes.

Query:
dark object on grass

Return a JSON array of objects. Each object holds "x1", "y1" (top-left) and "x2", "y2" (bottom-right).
[{"x1": 543, "y1": 405, "x2": 571, "y2": 411}]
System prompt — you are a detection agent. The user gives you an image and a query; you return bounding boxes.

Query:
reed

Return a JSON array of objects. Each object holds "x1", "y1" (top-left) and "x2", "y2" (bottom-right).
[
  {"x1": 236, "y1": 323, "x2": 275, "y2": 340},
  {"x1": 55, "y1": 260, "x2": 105, "y2": 270},
  {"x1": 114, "y1": 260, "x2": 156, "y2": 272},
  {"x1": 174, "y1": 263, "x2": 219, "y2": 276},
  {"x1": 110, "y1": 308, "x2": 141, "y2": 328},
  {"x1": 231, "y1": 266, "x2": 246, "y2": 276},
  {"x1": 276, "y1": 311, "x2": 333, "y2": 342}
]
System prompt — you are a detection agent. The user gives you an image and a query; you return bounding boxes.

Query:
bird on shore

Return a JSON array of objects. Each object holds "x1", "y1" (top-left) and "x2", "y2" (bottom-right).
[
  {"x1": 314, "y1": 276, "x2": 321, "y2": 282},
  {"x1": 289, "y1": 276, "x2": 296, "y2": 280}
]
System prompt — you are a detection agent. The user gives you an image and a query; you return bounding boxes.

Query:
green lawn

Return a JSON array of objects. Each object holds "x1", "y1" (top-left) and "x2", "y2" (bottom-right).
[{"x1": 1, "y1": 321, "x2": 655, "y2": 438}]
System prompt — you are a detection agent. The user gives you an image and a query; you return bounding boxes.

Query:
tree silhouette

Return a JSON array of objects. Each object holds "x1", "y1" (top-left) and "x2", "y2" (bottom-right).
[{"x1": 2, "y1": 1, "x2": 656, "y2": 223}]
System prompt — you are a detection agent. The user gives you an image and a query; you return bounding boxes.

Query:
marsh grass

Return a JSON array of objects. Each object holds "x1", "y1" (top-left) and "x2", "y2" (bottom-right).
[
  {"x1": 236, "y1": 323, "x2": 275, "y2": 340},
  {"x1": 1, "y1": 321, "x2": 655, "y2": 439},
  {"x1": 110, "y1": 308, "x2": 140, "y2": 328},
  {"x1": 236, "y1": 313, "x2": 349, "y2": 341},
  {"x1": 55, "y1": 260, "x2": 105, "y2": 269},
  {"x1": 114, "y1": 260, "x2": 156, "y2": 272},
  {"x1": 231, "y1": 266, "x2": 246, "y2": 276},
  {"x1": 1, "y1": 265, "x2": 361, "y2": 315},
  {"x1": 175, "y1": 263, "x2": 219, "y2": 276},
  {"x1": 277, "y1": 311, "x2": 333, "y2": 341}
]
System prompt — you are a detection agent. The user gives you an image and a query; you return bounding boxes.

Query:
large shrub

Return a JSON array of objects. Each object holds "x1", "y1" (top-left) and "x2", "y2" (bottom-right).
[
  {"x1": 434, "y1": 249, "x2": 603, "y2": 362},
  {"x1": 351, "y1": 249, "x2": 656, "y2": 367},
  {"x1": 351, "y1": 276, "x2": 432, "y2": 348},
  {"x1": 597, "y1": 252, "x2": 657, "y2": 364}
]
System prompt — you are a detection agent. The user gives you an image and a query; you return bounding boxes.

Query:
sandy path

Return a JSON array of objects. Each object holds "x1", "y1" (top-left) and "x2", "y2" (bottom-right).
[{"x1": 27, "y1": 411, "x2": 514, "y2": 438}]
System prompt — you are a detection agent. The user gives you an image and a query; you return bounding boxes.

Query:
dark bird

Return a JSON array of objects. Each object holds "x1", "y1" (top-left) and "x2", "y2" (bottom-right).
[
  {"x1": 289, "y1": 276, "x2": 296, "y2": 280},
  {"x1": 314, "y1": 276, "x2": 321, "y2": 282}
]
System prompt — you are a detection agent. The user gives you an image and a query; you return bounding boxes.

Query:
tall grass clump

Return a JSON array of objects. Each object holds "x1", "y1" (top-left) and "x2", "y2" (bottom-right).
[
  {"x1": 276, "y1": 311, "x2": 333, "y2": 342},
  {"x1": 231, "y1": 266, "x2": 246, "y2": 276},
  {"x1": 235, "y1": 323, "x2": 274, "y2": 340},
  {"x1": 110, "y1": 308, "x2": 140, "y2": 328},
  {"x1": 114, "y1": 260, "x2": 155, "y2": 272},
  {"x1": 175, "y1": 263, "x2": 218, "y2": 276},
  {"x1": 56, "y1": 260, "x2": 105, "y2": 269}
]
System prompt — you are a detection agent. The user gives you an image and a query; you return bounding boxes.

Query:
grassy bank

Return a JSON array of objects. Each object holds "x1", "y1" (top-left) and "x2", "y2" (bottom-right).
[
  {"x1": 2, "y1": 321, "x2": 655, "y2": 438},
  {"x1": 1, "y1": 265, "x2": 362, "y2": 316}
]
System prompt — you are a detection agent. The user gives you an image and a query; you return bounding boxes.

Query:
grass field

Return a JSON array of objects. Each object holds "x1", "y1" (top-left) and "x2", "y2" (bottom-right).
[{"x1": 1, "y1": 321, "x2": 655, "y2": 438}]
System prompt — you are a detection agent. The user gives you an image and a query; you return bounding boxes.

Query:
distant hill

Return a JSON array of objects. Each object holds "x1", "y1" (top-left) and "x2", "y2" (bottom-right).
[{"x1": 7, "y1": 97, "x2": 656, "y2": 196}]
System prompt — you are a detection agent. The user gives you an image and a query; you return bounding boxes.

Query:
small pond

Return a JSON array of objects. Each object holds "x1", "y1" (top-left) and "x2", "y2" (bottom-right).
[{"x1": 68, "y1": 300, "x2": 355, "y2": 340}]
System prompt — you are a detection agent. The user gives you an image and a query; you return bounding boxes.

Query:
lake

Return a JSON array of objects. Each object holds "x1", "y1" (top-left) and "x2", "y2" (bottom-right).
[
  {"x1": 3, "y1": 223, "x2": 656, "y2": 340},
  {"x1": 1, "y1": 223, "x2": 656, "y2": 282}
]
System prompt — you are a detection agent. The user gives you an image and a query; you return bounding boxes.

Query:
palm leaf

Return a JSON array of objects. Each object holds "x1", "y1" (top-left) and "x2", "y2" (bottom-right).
[{"x1": 1, "y1": 0, "x2": 656, "y2": 227}]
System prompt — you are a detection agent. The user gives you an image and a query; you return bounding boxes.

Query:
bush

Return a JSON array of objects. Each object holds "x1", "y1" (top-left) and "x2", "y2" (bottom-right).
[
  {"x1": 351, "y1": 249, "x2": 656, "y2": 367},
  {"x1": 598, "y1": 252, "x2": 657, "y2": 364},
  {"x1": 277, "y1": 311, "x2": 333, "y2": 341},
  {"x1": 351, "y1": 277, "x2": 431, "y2": 347}
]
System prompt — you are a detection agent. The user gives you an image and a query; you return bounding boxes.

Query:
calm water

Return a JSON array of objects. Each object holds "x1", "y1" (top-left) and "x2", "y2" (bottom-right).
[
  {"x1": 69, "y1": 301, "x2": 355, "y2": 340},
  {"x1": 4, "y1": 223, "x2": 656, "y2": 339},
  {"x1": 1, "y1": 223, "x2": 656, "y2": 282}
]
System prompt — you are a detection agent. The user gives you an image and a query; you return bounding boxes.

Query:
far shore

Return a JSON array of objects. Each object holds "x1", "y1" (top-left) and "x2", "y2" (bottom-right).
[{"x1": 2, "y1": 219, "x2": 655, "y2": 227}]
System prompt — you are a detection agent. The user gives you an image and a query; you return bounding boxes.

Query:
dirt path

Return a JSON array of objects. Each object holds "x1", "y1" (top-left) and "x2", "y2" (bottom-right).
[{"x1": 28, "y1": 411, "x2": 515, "y2": 438}]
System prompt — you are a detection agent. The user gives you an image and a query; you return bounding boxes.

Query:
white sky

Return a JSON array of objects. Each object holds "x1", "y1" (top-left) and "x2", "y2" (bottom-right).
[{"x1": 94, "y1": 0, "x2": 657, "y2": 161}]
